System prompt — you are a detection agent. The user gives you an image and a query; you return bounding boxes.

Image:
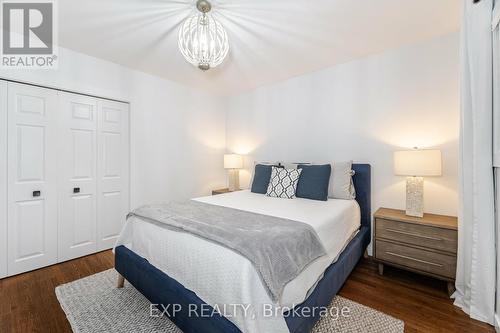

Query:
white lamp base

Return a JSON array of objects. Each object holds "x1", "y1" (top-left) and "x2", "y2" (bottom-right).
[
  {"x1": 228, "y1": 169, "x2": 240, "y2": 191},
  {"x1": 406, "y1": 176, "x2": 424, "y2": 218}
]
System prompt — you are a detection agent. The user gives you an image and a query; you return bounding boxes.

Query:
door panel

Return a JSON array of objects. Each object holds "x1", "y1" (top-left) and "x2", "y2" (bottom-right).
[
  {"x1": 100, "y1": 191, "x2": 122, "y2": 240},
  {"x1": 97, "y1": 100, "x2": 129, "y2": 251},
  {"x1": 103, "y1": 133, "x2": 121, "y2": 177},
  {"x1": 15, "y1": 200, "x2": 45, "y2": 260},
  {"x1": 71, "y1": 195, "x2": 94, "y2": 246},
  {"x1": 72, "y1": 129, "x2": 94, "y2": 178},
  {"x1": 58, "y1": 92, "x2": 97, "y2": 261},
  {"x1": 7, "y1": 82, "x2": 58, "y2": 275},
  {"x1": 17, "y1": 125, "x2": 45, "y2": 181},
  {"x1": 0, "y1": 81, "x2": 7, "y2": 278}
]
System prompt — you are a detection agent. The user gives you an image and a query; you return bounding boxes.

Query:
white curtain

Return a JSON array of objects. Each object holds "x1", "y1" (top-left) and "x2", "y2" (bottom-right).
[
  {"x1": 493, "y1": 1, "x2": 500, "y2": 328},
  {"x1": 455, "y1": 0, "x2": 496, "y2": 325},
  {"x1": 494, "y1": 1, "x2": 500, "y2": 164}
]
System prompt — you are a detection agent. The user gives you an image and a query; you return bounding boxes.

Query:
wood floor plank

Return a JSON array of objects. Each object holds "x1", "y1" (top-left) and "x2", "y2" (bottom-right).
[
  {"x1": 0, "y1": 251, "x2": 494, "y2": 333},
  {"x1": 338, "y1": 261, "x2": 494, "y2": 333}
]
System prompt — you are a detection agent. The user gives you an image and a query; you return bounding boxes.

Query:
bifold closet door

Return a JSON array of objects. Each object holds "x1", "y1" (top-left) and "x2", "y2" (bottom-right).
[
  {"x1": 58, "y1": 92, "x2": 98, "y2": 261},
  {"x1": 7, "y1": 82, "x2": 58, "y2": 275},
  {"x1": 0, "y1": 81, "x2": 7, "y2": 279},
  {"x1": 97, "y1": 100, "x2": 129, "y2": 251}
]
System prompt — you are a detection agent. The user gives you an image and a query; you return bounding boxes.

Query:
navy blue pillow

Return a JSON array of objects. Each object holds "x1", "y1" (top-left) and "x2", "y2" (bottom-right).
[
  {"x1": 296, "y1": 164, "x2": 332, "y2": 201},
  {"x1": 251, "y1": 164, "x2": 273, "y2": 194}
]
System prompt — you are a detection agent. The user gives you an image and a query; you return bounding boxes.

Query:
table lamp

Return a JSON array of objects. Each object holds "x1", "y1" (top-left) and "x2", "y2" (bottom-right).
[
  {"x1": 394, "y1": 149, "x2": 442, "y2": 217},
  {"x1": 224, "y1": 154, "x2": 243, "y2": 191}
]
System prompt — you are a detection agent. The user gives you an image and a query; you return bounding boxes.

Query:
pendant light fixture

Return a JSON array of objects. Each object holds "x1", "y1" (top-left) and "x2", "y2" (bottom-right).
[{"x1": 178, "y1": 0, "x2": 229, "y2": 71}]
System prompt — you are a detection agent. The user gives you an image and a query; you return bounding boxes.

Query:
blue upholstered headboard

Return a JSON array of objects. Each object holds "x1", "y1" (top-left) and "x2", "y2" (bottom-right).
[{"x1": 352, "y1": 164, "x2": 371, "y2": 231}]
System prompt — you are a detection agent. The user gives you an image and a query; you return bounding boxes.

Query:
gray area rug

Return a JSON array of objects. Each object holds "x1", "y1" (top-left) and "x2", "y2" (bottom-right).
[{"x1": 56, "y1": 269, "x2": 404, "y2": 333}]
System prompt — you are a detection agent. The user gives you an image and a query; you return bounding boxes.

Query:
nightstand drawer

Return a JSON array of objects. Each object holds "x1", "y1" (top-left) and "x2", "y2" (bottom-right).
[
  {"x1": 376, "y1": 240, "x2": 456, "y2": 279},
  {"x1": 376, "y1": 218, "x2": 457, "y2": 254}
]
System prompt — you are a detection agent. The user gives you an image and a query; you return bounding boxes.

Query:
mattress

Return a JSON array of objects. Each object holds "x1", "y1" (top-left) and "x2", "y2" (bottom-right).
[{"x1": 115, "y1": 190, "x2": 360, "y2": 333}]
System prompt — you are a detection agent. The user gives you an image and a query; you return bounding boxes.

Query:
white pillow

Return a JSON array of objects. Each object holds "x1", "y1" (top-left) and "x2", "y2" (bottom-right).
[
  {"x1": 281, "y1": 162, "x2": 310, "y2": 169},
  {"x1": 280, "y1": 160, "x2": 355, "y2": 200},
  {"x1": 329, "y1": 161, "x2": 356, "y2": 200},
  {"x1": 266, "y1": 167, "x2": 302, "y2": 199}
]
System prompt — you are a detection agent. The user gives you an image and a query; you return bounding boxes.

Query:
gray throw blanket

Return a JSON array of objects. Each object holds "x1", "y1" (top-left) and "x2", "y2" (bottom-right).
[{"x1": 128, "y1": 200, "x2": 326, "y2": 303}]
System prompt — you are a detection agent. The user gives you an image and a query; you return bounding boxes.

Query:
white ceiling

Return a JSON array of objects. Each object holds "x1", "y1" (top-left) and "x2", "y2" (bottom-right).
[{"x1": 59, "y1": 0, "x2": 460, "y2": 96}]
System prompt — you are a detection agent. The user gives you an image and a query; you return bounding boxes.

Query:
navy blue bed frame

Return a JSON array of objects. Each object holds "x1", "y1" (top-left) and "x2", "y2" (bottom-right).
[{"x1": 115, "y1": 164, "x2": 371, "y2": 333}]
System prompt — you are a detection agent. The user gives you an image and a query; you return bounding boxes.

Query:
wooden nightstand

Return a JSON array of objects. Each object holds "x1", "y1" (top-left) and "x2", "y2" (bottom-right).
[
  {"x1": 212, "y1": 188, "x2": 239, "y2": 195},
  {"x1": 374, "y1": 207, "x2": 458, "y2": 295}
]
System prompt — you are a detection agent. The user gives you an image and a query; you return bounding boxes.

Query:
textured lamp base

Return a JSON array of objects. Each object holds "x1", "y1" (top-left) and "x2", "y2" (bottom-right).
[
  {"x1": 228, "y1": 169, "x2": 240, "y2": 191},
  {"x1": 406, "y1": 176, "x2": 424, "y2": 218}
]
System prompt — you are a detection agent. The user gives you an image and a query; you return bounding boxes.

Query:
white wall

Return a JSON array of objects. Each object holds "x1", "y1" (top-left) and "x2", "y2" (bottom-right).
[
  {"x1": 0, "y1": 46, "x2": 227, "y2": 208},
  {"x1": 496, "y1": 175, "x2": 500, "y2": 332},
  {"x1": 0, "y1": 33, "x2": 460, "y2": 218},
  {"x1": 226, "y1": 33, "x2": 460, "y2": 217}
]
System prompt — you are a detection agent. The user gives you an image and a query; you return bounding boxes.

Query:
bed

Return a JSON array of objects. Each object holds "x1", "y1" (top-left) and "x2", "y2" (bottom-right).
[{"x1": 114, "y1": 163, "x2": 371, "y2": 333}]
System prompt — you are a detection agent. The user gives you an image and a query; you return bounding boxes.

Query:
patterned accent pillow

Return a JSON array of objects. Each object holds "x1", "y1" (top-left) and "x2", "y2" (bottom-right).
[{"x1": 266, "y1": 166, "x2": 302, "y2": 199}]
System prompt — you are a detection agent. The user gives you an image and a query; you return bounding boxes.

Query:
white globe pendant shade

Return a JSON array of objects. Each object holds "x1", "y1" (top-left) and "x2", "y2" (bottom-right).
[{"x1": 178, "y1": 0, "x2": 229, "y2": 71}]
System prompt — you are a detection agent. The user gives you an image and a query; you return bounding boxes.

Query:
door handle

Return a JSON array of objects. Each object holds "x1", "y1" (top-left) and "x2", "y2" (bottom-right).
[
  {"x1": 33, "y1": 190, "x2": 41, "y2": 197},
  {"x1": 73, "y1": 187, "x2": 80, "y2": 194}
]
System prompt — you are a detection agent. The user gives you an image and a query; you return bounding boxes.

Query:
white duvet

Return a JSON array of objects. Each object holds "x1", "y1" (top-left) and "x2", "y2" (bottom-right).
[{"x1": 115, "y1": 190, "x2": 360, "y2": 333}]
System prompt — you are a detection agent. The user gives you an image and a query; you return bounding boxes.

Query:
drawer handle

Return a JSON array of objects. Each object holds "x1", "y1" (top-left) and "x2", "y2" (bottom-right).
[
  {"x1": 32, "y1": 190, "x2": 41, "y2": 197},
  {"x1": 386, "y1": 228, "x2": 443, "y2": 241},
  {"x1": 385, "y1": 251, "x2": 443, "y2": 267}
]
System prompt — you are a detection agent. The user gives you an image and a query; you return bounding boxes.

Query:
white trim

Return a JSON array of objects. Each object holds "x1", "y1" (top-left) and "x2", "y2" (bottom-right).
[
  {"x1": 0, "y1": 81, "x2": 6, "y2": 279},
  {"x1": 495, "y1": 314, "x2": 500, "y2": 332},
  {"x1": 494, "y1": 155, "x2": 500, "y2": 167},
  {"x1": 493, "y1": 4, "x2": 500, "y2": 30},
  {"x1": 0, "y1": 76, "x2": 130, "y2": 104}
]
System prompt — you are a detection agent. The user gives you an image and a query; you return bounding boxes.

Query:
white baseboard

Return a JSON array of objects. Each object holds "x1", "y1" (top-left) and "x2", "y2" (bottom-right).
[{"x1": 495, "y1": 314, "x2": 500, "y2": 333}]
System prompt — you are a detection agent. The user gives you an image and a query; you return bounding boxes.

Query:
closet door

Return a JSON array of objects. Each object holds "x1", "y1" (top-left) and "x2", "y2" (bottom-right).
[
  {"x1": 0, "y1": 81, "x2": 7, "y2": 279},
  {"x1": 97, "y1": 100, "x2": 129, "y2": 251},
  {"x1": 7, "y1": 82, "x2": 58, "y2": 275},
  {"x1": 58, "y1": 93, "x2": 98, "y2": 261}
]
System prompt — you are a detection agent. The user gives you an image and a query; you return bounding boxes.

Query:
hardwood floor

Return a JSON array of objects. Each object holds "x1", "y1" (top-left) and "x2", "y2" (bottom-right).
[
  {"x1": 0, "y1": 251, "x2": 114, "y2": 333},
  {"x1": 0, "y1": 251, "x2": 494, "y2": 333},
  {"x1": 339, "y1": 260, "x2": 494, "y2": 333}
]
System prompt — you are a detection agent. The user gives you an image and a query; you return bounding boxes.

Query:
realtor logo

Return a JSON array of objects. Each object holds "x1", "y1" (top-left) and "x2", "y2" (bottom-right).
[{"x1": 1, "y1": 0, "x2": 58, "y2": 68}]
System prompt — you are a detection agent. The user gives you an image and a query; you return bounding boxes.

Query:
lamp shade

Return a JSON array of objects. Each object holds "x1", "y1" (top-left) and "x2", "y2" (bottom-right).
[
  {"x1": 394, "y1": 149, "x2": 442, "y2": 176},
  {"x1": 224, "y1": 154, "x2": 243, "y2": 169}
]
